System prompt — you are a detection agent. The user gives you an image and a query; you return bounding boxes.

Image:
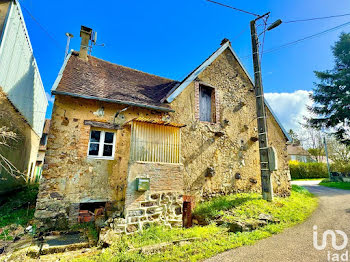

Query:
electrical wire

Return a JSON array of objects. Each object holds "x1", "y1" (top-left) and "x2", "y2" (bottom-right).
[
  {"x1": 205, "y1": 0, "x2": 259, "y2": 17},
  {"x1": 242, "y1": 21, "x2": 350, "y2": 59},
  {"x1": 283, "y1": 13, "x2": 350, "y2": 24},
  {"x1": 262, "y1": 21, "x2": 350, "y2": 55},
  {"x1": 19, "y1": 1, "x2": 64, "y2": 50},
  {"x1": 259, "y1": 17, "x2": 268, "y2": 63}
]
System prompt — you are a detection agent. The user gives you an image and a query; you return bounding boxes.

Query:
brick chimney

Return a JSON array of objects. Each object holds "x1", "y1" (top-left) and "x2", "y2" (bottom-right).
[{"x1": 79, "y1": 26, "x2": 93, "y2": 60}]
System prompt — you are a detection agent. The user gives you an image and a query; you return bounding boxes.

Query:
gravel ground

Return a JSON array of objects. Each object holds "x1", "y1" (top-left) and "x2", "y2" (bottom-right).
[{"x1": 205, "y1": 181, "x2": 350, "y2": 262}]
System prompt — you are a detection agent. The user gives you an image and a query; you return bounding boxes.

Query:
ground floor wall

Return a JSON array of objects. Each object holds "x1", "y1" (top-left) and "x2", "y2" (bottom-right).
[
  {"x1": 107, "y1": 162, "x2": 184, "y2": 234},
  {"x1": 0, "y1": 88, "x2": 40, "y2": 194}
]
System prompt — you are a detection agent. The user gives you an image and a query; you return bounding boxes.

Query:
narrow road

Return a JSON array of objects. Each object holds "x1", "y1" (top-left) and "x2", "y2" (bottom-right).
[{"x1": 206, "y1": 180, "x2": 350, "y2": 262}]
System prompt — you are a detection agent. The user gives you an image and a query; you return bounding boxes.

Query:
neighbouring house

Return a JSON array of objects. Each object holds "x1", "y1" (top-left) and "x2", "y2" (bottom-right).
[
  {"x1": 315, "y1": 156, "x2": 333, "y2": 164},
  {"x1": 287, "y1": 144, "x2": 314, "y2": 163},
  {"x1": 33, "y1": 119, "x2": 51, "y2": 183},
  {"x1": 0, "y1": 0, "x2": 47, "y2": 194},
  {"x1": 35, "y1": 26, "x2": 291, "y2": 232}
]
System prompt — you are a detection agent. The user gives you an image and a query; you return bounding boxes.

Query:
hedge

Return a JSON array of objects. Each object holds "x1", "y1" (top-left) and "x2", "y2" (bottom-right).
[{"x1": 289, "y1": 161, "x2": 328, "y2": 179}]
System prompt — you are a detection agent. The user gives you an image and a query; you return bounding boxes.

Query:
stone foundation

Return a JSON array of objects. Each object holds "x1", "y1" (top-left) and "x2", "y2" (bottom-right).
[{"x1": 105, "y1": 191, "x2": 183, "y2": 235}]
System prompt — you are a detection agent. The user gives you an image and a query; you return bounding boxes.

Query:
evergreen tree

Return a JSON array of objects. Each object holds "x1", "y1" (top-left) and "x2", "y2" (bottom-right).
[{"x1": 308, "y1": 33, "x2": 350, "y2": 145}]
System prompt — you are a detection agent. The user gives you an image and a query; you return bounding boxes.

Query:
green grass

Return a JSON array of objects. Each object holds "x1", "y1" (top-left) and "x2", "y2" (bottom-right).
[
  {"x1": 319, "y1": 179, "x2": 350, "y2": 190},
  {"x1": 71, "y1": 185, "x2": 318, "y2": 262},
  {"x1": 0, "y1": 184, "x2": 38, "y2": 240}
]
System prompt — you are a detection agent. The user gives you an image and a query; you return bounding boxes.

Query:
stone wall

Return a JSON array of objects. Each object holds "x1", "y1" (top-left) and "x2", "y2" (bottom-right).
[
  {"x1": 169, "y1": 48, "x2": 291, "y2": 201},
  {"x1": 34, "y1": 95, "x2": 174, "y2": 229},
  {"x1": 0, "y1": 88, "x2": 40, "y2": 194}
]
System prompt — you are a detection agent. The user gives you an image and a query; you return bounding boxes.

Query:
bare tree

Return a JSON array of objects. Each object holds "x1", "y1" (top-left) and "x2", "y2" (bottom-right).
[
  {"x1": 326, "y1": 136, "x2": 350, "y2": 164},
  {"x1": 298, "y1": 125, "x2": 324, "y2": 162},
  {"x1": 0, "y1": 126, "x2": 24, "y2": 180}
]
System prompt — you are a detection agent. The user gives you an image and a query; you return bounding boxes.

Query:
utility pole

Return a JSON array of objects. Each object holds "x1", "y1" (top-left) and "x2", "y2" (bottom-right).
[
  {"x1": 323, "y1": 136, "x2": 331, "y2": 179},
  {"x1": 250, "y1": 13, "x2": 276, "y2": 201}
]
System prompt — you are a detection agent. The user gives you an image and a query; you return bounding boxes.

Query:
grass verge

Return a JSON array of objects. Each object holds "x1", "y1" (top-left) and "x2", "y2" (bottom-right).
[
  {"x1": 319, "y1": 179, "x2": 350, "y2": 190},
  {"x1": 70, "y1": 185, "x2": 318, "y2": 262}
]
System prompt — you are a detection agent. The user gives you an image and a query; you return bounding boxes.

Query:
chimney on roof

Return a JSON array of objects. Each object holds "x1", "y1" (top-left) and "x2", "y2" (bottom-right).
[
  {"x1": 79, "y1": 25, "x2": 93, "y2": 60},
  {"x1": 220, "y1": 38, "x2": 231, "y2": 46}
]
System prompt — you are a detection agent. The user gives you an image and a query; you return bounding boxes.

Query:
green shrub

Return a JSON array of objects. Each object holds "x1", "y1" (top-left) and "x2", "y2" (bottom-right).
[
  {"x1": 0, "y1": 184, "x2": 39, "y2": 228},
  {"x1": 330, "y1": 162, "x2": 350, "y2": 174},
  {"x1": 289, "y1": 161, "x2": 328, "y2": 179}
]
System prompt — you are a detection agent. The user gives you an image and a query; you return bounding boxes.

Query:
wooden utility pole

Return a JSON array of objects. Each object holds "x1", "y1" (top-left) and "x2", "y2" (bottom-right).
[{"x1": 250, "y1": 13, "x2": 273, "y2": 201}]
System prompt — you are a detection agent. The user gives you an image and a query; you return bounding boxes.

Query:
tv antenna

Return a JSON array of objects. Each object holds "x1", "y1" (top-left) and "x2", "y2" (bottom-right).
[{"x1": 88, "y1": 31, "x2": 105, "y2": 55}]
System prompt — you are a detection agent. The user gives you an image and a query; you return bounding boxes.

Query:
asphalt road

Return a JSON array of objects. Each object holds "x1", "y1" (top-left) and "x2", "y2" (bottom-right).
[{"x1": 206, "y1": 180, "x2": 350, "y2": 262}]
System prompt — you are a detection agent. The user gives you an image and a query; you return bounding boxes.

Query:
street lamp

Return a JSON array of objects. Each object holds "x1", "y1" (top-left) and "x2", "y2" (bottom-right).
[{"x1": 250, "y1": 14, "x2": 282, "y2": 201}]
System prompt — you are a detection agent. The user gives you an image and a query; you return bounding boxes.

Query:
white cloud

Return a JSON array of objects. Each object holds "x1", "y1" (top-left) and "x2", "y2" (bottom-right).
[
  {"x1": 45, "y1": 92, "x2": 55, "y2": 104},
  {"x1": 265, "y1": 90, "x2": 313, "y2": 133}
]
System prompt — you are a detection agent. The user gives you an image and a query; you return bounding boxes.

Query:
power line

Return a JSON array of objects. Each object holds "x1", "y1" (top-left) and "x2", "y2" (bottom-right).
[
  {"x1": 19, "y1": 1, "x2": 64, "y2": 50},
  {"x1": 206, "y1": 0, "x2": 259, "y2": 17},
  {"x1": 242, "y1": 21, "x2": 350, "y2": 59},
  {"x1": 284, "y1": 13, "x2": 350, "y2": 24}
]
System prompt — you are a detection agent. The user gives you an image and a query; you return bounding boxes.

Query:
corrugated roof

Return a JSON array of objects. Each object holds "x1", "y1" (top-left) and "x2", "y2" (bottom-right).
[{"x1": 133, "y1": 117, "x2": 186, "y2": 128}]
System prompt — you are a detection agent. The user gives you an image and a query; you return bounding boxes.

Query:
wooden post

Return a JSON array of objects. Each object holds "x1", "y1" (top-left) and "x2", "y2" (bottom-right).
[{"x1": 250, "y1": 15, "x2": 273, "y2": 201}]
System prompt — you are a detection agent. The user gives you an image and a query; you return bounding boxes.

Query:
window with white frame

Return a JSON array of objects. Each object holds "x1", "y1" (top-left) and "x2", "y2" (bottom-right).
[{"x1": 88, "y1": 130, "x2": 115, "y2": 159}]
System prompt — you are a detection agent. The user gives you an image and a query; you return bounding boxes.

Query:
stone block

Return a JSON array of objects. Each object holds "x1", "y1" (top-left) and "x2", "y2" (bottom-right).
[{"x1": 126, "y1": 224, "x2": 139, "y2": 233}]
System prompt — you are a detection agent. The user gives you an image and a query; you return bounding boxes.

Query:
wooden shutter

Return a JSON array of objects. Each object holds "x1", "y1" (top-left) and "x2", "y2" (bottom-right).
[
  {"x1": 131, "y1": 121, "x2": 180, "y2": 163},
  {"x1": 199, "y1": 85, "x2": 212, "y2": 122}
]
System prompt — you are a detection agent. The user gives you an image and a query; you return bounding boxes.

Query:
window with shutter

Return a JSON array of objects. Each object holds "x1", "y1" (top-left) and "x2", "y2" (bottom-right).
[
  {"x1": 199, "y1": 85, "x2": 213, "y2": 122},
  {"x1": 130, "y1": 121, "x2": 180, "y2": 163}
]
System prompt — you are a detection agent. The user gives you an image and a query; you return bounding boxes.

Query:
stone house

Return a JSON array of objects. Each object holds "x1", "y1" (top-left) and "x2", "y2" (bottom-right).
[
  {"x1": 287, "y1": 144, "x2": 314, "y2": 163},
  {"x1": 35, "y1": 26, "x2": 291, "y2": 232},
  {"x1": 0, "y1": 0, "x2": 47, "y2": 194},
  {"x1": 31, "y1": 119, "x2": 51, "y2": 183}
]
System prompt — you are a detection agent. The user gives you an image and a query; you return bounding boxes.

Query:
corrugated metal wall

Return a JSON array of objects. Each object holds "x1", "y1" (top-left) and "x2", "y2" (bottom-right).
[
  {"x1": 130, "y1": 121, "x2": 180, "y2": 163},
  {"x1": 0, "y1": 0, "x2": 47, "y2": 137}
]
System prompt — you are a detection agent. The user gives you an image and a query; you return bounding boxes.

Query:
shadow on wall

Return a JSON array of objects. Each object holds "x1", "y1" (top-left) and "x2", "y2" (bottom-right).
[{"x1": 0, "y1": 57, "x2": 36, "y2": 195}]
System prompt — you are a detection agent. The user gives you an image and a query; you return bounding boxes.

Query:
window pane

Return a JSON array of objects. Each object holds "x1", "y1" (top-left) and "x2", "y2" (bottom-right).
[
  {"x1": 90, "y1": 131, "x2": 101, "y2": 142},
  {"x1": 104, "y1": 132, "x2": 114, "y2": 143},
  {"x1": 103, "y1": 144, "x2": 113, "y2": 157},
  {"x1": 89, "y1": 143, "x2": 99, "y2": 156}
]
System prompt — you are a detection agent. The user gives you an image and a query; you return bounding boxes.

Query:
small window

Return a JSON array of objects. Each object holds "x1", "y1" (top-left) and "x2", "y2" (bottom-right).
[
  {"x1": 88, "y1": 130, "x2": 115, "y2": 159},
  {"x1": 199, "y1": 85, "x2": 216, "y2": 122}
]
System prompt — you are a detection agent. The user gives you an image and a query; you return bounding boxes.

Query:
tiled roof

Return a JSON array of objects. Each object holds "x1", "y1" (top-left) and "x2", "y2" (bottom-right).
[
  {"x1": 53, "y1": 52, "x2": 178, "y2": 110},
  {"x1": 43, "y1": 119, "x2": 50, "y2": 134},
  {"x1": 287, "y1": 144, "x2": 311, "y2": 156}
]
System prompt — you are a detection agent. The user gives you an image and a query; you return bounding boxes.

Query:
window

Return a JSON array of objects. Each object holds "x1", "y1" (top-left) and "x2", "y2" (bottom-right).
[
  {"x1": 130, "y1": 121, "x2": 180, "y2": 163},
  {"x1": 198, "y1": 84, "x2": 219, "y2": 122},
  {"x1": 87, "y1": 130, "x2": 115, "y2": 159},
  {"x1": 40, "y1": 134, "x2": 48, "y2": 146}
]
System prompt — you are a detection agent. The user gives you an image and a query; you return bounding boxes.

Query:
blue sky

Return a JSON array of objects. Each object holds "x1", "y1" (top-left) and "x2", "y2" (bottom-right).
[{"x1": 20, "y1": 0, "x2": 350, "y2": 131}]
